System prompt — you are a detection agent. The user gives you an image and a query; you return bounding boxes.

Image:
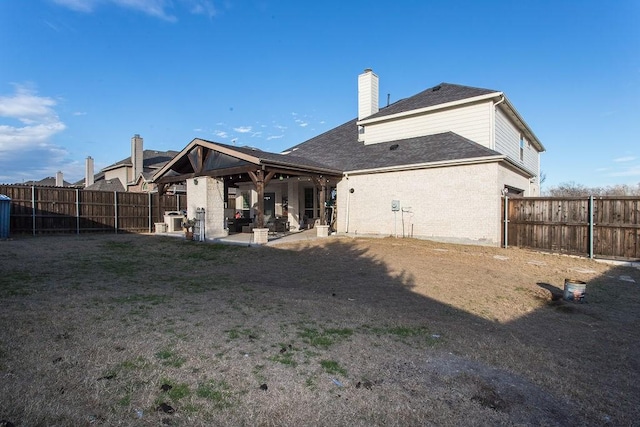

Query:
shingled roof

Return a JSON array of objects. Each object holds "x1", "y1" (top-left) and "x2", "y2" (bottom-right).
[
  {"x1": 84, "y1": 178, "x2": 125, "y2": 192},
  {"x1": 102, "y1": 149, "x2": 179, "y2": 172},
  {"x1": 283, "y1": 119, "x2": 502, "y2": 172},
  {"x1": 363, "y1": 83, "x2": 499, "y2": 121}
]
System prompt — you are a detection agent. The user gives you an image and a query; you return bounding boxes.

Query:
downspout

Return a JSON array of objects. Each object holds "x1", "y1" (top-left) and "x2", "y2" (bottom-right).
[
  {"x1": 345, "y1": 174, "x2": 350, "y2": 233},
  {"x1": 491, "y1": 95, "x2": 505, "y2": 150}
]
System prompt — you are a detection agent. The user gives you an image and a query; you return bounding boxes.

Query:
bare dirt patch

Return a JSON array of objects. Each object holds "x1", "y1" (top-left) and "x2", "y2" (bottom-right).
[{"x1": 0, "y1": 234, "x2": 638, "y2": 426}]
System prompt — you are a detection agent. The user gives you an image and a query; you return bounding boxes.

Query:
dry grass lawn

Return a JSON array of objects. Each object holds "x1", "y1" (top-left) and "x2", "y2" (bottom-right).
[{"x1": 0, "y1": 233, "x2": 638, "y2": 426}]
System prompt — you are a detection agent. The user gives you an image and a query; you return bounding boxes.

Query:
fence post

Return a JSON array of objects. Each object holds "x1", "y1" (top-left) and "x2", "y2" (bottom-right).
[
  {"x1": 177, "y1": 194, "x2": 180, "y2": 211},
  {"x1": 589, "y1": 195, "x2": 594, "y2": 259},
  {"x1": 76, "y1": 188, "x2": 80, "y2": 234},
  {"x1": 31, "y1": 185, "x2": 36, "y2": 236},
  {"x1": 148, "y1": 191, "x2": 152, "y2": 233},
  {"x1": 503, "y1": 195, "x2": 509, "y2": 249},
  {"x1": 114, "y1": 191, "x2": 118, "y2": 234}
]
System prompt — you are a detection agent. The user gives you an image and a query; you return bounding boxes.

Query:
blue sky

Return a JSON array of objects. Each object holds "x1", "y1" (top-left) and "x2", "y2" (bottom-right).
[{"x1": 0, "y1": 0, "x2": 638, "y2": 189}]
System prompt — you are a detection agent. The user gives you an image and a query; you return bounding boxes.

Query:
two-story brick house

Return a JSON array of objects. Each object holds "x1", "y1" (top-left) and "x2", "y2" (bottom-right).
[
  {"x1": 281, "y1": 69, "x2": 544, "y2": 244},
  {"x1": 154, "y1": 69, "x2": 544, "y2": 245}
]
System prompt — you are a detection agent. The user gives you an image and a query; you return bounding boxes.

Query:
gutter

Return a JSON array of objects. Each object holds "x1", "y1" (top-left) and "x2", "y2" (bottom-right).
[
  {"x1": 490, "y1": 95, "x2": 506, "y2": 150},
  {"x1": 357, "y1": 92, "x2": 502, "y2": 126},
  {"x1": 498, "y1": 98, "x2": 545, "y2": 152},
  {"x1": 344, "y1": 155, "x2": 505, "y2": 176}
]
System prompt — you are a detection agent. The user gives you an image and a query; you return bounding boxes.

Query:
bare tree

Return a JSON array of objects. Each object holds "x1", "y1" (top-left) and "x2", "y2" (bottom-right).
[{"x1": 544, "y1": 181, "x2": 640, "y2": 197}]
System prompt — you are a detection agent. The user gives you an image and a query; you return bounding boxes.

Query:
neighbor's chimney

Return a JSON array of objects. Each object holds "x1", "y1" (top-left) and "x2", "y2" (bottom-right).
[
  {"x1": 131, "y1": 134, "x2": 143, "y2": 183},
  {"x1": 55, "y1": 171, "x2": 64, "y2": 187},
  {"x1": 85, "y1": 156, "x2": 94, "y2": 188},
  {"x1": 358, "y1": 68, "x2": 379, "y2": 120}
]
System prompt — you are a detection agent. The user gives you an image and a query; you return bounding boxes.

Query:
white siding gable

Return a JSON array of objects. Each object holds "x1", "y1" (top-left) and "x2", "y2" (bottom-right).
[
  {"x1": 361, "y1": 101, "x2": 493, "y2": 148},
  {"x1": 495, "y1": 107, "x2": 539, "y2": 175}
]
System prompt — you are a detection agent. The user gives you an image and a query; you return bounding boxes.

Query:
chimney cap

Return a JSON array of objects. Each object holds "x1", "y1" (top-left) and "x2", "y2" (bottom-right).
[{"x1": 363, "y1": 68, "x2": 373, "y2": 73}]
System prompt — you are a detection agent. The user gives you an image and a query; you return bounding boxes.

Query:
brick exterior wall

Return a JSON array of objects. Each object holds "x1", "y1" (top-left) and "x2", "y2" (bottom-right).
[
  {"x1": 336, "y1": 162, "x2": 508, "y2": 245},
  {"x1": 187, "y1": 176, "x2": 227, "y2": 239}
]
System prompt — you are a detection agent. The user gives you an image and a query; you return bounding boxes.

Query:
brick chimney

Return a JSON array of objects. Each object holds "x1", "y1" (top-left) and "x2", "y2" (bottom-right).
[
  {"x1": 131, "y1": 134, "x2": 143, "y2": 183},
  {"x1": 358, "y1": 69, "x2": 379, "y2": 120},
  {"x1": 55, "y1": 171, "x2": 64, "y2": 187},
  {"x1": 85, "y1": 156, "x2": 94, "y2": 188}
]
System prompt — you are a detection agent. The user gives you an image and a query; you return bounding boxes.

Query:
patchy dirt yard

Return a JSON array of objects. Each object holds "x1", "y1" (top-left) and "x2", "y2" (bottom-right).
[{"x1": 0, "y1": 234, "x2": 638, "y2": 426}]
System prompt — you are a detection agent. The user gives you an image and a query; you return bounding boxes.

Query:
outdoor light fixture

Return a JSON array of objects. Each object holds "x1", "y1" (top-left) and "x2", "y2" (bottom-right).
[{"x1": 194, "y1": 178, "x2": 198, "y2": 185}]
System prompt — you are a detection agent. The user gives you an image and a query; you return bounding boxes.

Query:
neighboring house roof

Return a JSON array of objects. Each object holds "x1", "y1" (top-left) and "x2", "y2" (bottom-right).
[
  {"x1": 23, "y1": 177, "x2": 74, "y2": 187},
  {"x1": 283, "y1": 119, "x2": 503, "y2": 173},
  {"x1": 75, "y1": 149, "x2": 179, "y2": 187},
  {"x1": 84, "y1": 178, "x2": 125, "y2": 192},
  {"x1": 365, "y1": 83, "x2": 498, "y2": 120},
  {"x1": 102, "y1": 149, "x2": 179, "y2": 172}
]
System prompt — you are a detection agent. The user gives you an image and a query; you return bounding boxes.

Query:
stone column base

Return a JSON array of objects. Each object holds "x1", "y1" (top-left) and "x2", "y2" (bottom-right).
[
  {"x1": 253, "y1": 228, "x2": 269, "y2": 245},
  {"x1": 316, "y1": 225, "x2": 330, "y2": 238}
]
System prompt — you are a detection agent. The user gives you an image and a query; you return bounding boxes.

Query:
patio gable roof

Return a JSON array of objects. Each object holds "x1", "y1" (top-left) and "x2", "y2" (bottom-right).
[{"x1": 152, "y1": 138, "x2": 342, "y2": 185}]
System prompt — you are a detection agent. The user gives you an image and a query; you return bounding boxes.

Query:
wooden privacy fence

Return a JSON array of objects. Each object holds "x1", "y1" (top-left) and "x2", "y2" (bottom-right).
[
  {"x1": 504, "y1": 196, "x2": 640, "y2": 260},
  {"x1": 0, "y1": 185, "x2": 186, "y2": 235}
]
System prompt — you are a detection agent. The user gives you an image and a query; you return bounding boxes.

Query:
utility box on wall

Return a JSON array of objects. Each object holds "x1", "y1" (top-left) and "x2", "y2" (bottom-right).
[{"x1": 0, "y1": 194, "x2": 11, "y2": 239}]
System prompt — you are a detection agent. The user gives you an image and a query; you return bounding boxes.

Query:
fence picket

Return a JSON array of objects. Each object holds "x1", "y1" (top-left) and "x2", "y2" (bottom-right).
[
  {"x1": 0, "y1": 185, "x2": 186, "y2": 235},
  {"x1": 505, "y1": 196, "x2": 640, "y2": 260}
]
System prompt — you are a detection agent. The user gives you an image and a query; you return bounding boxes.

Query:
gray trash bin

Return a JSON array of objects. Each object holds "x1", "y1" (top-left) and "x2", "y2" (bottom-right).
[{"x1": 0, "y1": 194, "x2": 10, "y2": 239}]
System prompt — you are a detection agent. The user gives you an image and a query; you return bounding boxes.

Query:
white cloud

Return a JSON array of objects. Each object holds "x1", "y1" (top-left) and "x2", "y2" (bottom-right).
[
  {"x1": 0, "y1": 84, "x2": 66, "y2": 148},
  {"x1": 52, "y1": 0, "x2": 98, "y2": 12},
  {"x1": 233, "y1": 126, "x2": 252, "y2": 133},
  {"x1": 214, "y1": 130, "x2": 228, "y2": 138},
  {"x1": 609, "y1": 165, "x2": 640, "y2": 177},
  {"x1": 613, "y1": 156, "x2": 636, "y2": 162},
  {"x1": 0, "y1": 84, "x2": 69, "y2": 183},
  {"x1": 273, "y1": 124, "x2": 287, "y2": 131},
  {"x1": 73, "y1": 111, "x2": 87, "y2": 116},
  {"x1": 267, "y1": 135, "x2": 284, "y2": 141},
  {"x1": 52, "y1": 0, "x2": 217, "y2": 21},
  {"x1": 186, "y1": 0, "x2": 216, "y2": 17},
  {"x1": 295, "y1": 119, "x2": 308, "y2": 127}
]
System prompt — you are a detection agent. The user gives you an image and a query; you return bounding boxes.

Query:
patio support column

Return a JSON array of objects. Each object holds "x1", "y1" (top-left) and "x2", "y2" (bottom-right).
[
  {"x1": 157, "y1": 183, "x2": 166, "y2": 222},
  {"x1": 312, "y1": 176, "x2": 327, "y2": 225},
  {"x1": 187, "y1": 176, "x2": 227, "y2": 239},
  {"x1": 287, "y1": 179, "x2": 300, "y2": 230},
  {"x1": 248, "y1": 169, "x2": 276, "y2": 228}
]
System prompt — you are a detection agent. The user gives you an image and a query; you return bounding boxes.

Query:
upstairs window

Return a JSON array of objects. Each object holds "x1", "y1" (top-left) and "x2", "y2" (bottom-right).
[{"x1": 519, "y1": 134, "x2": 525, "y2": 161}]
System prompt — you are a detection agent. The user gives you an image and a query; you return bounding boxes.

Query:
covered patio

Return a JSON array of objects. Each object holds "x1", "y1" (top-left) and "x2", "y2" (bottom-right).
[{"x1": 152, "y1": 138, "x2": 342, "y2": 243}]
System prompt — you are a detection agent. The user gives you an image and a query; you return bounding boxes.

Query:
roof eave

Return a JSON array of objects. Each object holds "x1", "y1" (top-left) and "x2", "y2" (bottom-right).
[
  {"x1": 102, "y1": 162, "x2": 131, "y2": 173},
  {"x1": 260, "y1": 159, "x2": 342, "y2": 176},
  {"x1": 344, "y1": 155, "x2": 506, "y2": 176},
  {"x1": 500, "y1": 97, "x2": 545, "y2": 152},
  {"x1": 500, "y1": 157, "x2": 537, "y2": 178}
]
